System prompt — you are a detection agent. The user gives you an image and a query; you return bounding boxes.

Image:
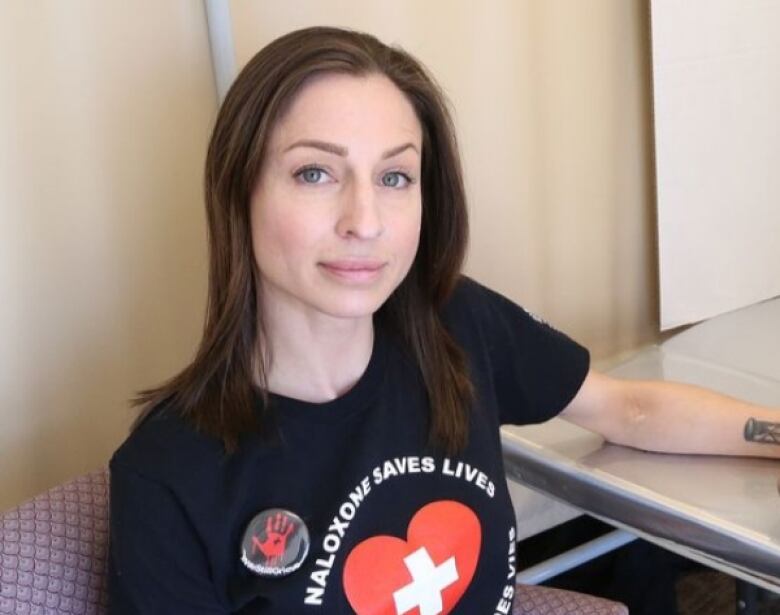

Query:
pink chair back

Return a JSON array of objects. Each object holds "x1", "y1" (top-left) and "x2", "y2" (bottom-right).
[
  {"x1": 0, "y1": 469, "x2": 109, "y2": 614},
  {"x1": 513, "y1": 583, "x2": 629, "y2": 615}
]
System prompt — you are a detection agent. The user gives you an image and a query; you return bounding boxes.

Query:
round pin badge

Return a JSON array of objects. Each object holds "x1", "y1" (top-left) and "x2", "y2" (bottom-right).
[{"x1": 240, "y1": 508, "x2": 310, "y2": 577}]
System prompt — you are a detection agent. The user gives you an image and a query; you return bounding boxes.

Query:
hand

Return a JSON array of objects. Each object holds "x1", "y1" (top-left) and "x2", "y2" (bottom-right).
[{"x1": 252, "y1": 512, "x2": 295, "y2": 563}]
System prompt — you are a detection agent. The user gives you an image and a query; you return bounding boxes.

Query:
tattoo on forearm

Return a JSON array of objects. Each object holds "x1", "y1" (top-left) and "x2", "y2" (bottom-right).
[{"x1": 744, "y1": 418, "x2": 780, "y2": 445}]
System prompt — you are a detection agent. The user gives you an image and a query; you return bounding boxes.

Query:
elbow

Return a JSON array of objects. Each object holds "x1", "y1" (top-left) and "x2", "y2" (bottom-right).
[{"x1": 606, "y1": 380, "x2": 650, "y2": 448}]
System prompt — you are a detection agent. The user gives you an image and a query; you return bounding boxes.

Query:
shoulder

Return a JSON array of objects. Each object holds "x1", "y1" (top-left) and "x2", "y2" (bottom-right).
[
  {"x1": 440, "y1": 275, "x2": 536, "y2": 339},
  {"x1": 440, "y1": 274, "x2": 589, "y2": 367},
  {"x1": 441, "y1": 276, "x2": 590, "y2": 424},
  {"x1": 440, "y1": 275, "x2": 491, "y2": 324},
  {"x1": 442, "y1": 275, "x2": 535, "y2": 317},
  {"x1": 109, "y1": 398, "x2": 226, "y2": 487}
]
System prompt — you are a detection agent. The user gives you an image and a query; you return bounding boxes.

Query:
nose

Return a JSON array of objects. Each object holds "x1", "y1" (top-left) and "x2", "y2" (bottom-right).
[{"x1": 335, "y1": 178, "x2": 383, "y2": 240}]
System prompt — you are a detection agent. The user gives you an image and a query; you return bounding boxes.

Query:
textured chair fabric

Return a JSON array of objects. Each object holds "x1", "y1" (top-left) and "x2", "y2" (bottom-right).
[
  {"x1": 0, "y1": 469, "x2": 109, "y2": 614},
  {"x1": 514, "y1": 583, "x2": 629, "y2": 615},
  {"x1": 1, "y1": 469, "x2": 628, "y2": 614}
]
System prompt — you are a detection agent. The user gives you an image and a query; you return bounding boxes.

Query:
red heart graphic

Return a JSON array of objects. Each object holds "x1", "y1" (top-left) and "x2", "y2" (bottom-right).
[{"x1": 343, "y1": 500, "x2": 481, "y2": 615}]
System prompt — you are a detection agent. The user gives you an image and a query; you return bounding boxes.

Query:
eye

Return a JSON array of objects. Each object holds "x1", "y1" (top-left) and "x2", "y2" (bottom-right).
[
  {"x1": 293, "y1": 165, "x2": 331, "y2": 185},
  {"x1": 382, "y1": 171, "x2": 415, "y2": 189}
]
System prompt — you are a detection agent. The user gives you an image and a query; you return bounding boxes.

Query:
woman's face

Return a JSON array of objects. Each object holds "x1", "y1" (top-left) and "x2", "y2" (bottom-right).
[{"x1": 250, "y1": 73, "x2": 423, "y2": 323}]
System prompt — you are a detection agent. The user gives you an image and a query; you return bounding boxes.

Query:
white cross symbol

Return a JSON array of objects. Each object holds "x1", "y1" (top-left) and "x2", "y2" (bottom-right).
[{"x1": 393, "y1": 547, "x2": 459, "y2": 615}]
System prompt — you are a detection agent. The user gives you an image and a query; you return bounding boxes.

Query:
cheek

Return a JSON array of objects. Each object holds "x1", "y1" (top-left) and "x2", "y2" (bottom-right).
[
  {"x1": 252, "y1": 203, "x2": 321, "y2": 268},
  {"x1": 396, "y1": 203, "x2": 423, "y2": 256}
]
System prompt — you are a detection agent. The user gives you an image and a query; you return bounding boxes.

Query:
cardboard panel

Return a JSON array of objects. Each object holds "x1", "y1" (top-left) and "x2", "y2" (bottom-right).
[{"x1": 651, "y1": 0, "x2": 780, "y2": 329}]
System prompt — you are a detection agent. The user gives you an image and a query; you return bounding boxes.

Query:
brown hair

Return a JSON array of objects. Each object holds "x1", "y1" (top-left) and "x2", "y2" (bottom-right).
[{"x1": 131, "y1": 26, "x2": 473, "y2": 455}]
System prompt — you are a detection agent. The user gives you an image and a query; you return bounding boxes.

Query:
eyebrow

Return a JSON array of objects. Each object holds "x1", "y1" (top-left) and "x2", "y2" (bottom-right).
[{"x1": 282, "y1": 139, "x2": 419, "y2": 159}]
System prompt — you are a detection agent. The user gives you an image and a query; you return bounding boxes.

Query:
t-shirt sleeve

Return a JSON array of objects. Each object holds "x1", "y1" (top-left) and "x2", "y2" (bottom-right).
[
  {"x1": 108, "y1": 461, "x2": 227, "y2": 614},
  {"x1": 444, "y1": 276, "x2": 591, "y2": 425}
]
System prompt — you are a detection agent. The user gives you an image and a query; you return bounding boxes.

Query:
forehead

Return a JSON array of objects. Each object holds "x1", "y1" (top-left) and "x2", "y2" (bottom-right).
[{"x1": 269, "y1": 73, "x2": 422, "y2": 152}]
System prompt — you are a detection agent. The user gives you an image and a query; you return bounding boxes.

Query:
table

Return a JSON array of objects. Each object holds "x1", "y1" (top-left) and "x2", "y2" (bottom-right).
[{"x1": 501, "y1": 296, "x2": 780, "y2": 593}]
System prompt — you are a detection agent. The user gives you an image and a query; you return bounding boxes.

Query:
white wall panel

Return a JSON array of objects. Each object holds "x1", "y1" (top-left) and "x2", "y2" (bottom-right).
[{"x1": 651, "y1": 0, "x2": 780, "y2": 329}]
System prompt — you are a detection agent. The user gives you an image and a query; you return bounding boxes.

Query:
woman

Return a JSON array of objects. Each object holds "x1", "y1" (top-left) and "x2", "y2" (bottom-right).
[{"x1": 107, "y1": 26, "x2": 779, "y2": 613}]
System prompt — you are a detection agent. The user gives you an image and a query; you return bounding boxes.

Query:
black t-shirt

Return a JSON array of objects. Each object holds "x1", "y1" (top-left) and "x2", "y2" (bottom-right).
[{"x1": 108, "y1": 276, "x2": 590, "y2": 614}]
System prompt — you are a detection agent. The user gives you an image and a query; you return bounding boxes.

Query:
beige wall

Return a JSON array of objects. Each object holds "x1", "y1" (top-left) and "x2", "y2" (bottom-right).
[
  {"x1": 0, "y1": 1, "x2": 215, "y2": 510},
  {"x1": 0, "y1": 0, "x2": 658, "y2": 510},
  {"x1": 231, "y1": 0, "x2": 659, "y2": 359}
]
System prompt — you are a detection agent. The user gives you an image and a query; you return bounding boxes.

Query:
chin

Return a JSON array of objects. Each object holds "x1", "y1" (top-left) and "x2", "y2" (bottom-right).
[
  {"x1": 316, "y1": 293, "x2": 388, "y2": 320},
  {"x1": 313, "y1": 276, "x2": 400, "y2": 319}
]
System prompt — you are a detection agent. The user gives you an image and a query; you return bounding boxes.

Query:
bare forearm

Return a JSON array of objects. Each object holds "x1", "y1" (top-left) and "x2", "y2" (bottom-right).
[{"x1": 618, "y1": 379, "x2": 780, "y2": 458}]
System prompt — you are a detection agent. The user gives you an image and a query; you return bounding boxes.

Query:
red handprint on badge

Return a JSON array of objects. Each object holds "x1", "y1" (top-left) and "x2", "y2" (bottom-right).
[{"x1": 252, "y1": 511, "x2": 295, "y2": 565}]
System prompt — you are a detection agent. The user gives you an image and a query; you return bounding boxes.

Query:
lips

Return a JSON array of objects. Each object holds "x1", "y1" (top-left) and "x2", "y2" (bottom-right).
[
  {"x1": 319, "y1": 260, "x2": 386, "y2": 271},
  {"x1": 319, "y1": 260, "x2": 387, "y2": 283}
]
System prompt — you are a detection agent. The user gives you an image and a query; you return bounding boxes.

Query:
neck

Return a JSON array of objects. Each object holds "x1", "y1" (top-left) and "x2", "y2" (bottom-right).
[{"x1": 258, "y1": 289, "x2": 375, "y2": 403}]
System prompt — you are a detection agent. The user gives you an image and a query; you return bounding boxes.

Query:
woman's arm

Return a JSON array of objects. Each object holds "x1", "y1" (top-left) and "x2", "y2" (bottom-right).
[
  {"x1": 108, "y1": 463, "x2": 229, "y2": 614},
  {"x1": 560, "y1": 370, "x2": 780, "y2": 458}
]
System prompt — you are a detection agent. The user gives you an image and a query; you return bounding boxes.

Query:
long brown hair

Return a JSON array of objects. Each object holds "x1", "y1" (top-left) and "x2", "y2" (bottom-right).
[{"x1": 131, "y1": 26, "x2": 473, "y2": 455}]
